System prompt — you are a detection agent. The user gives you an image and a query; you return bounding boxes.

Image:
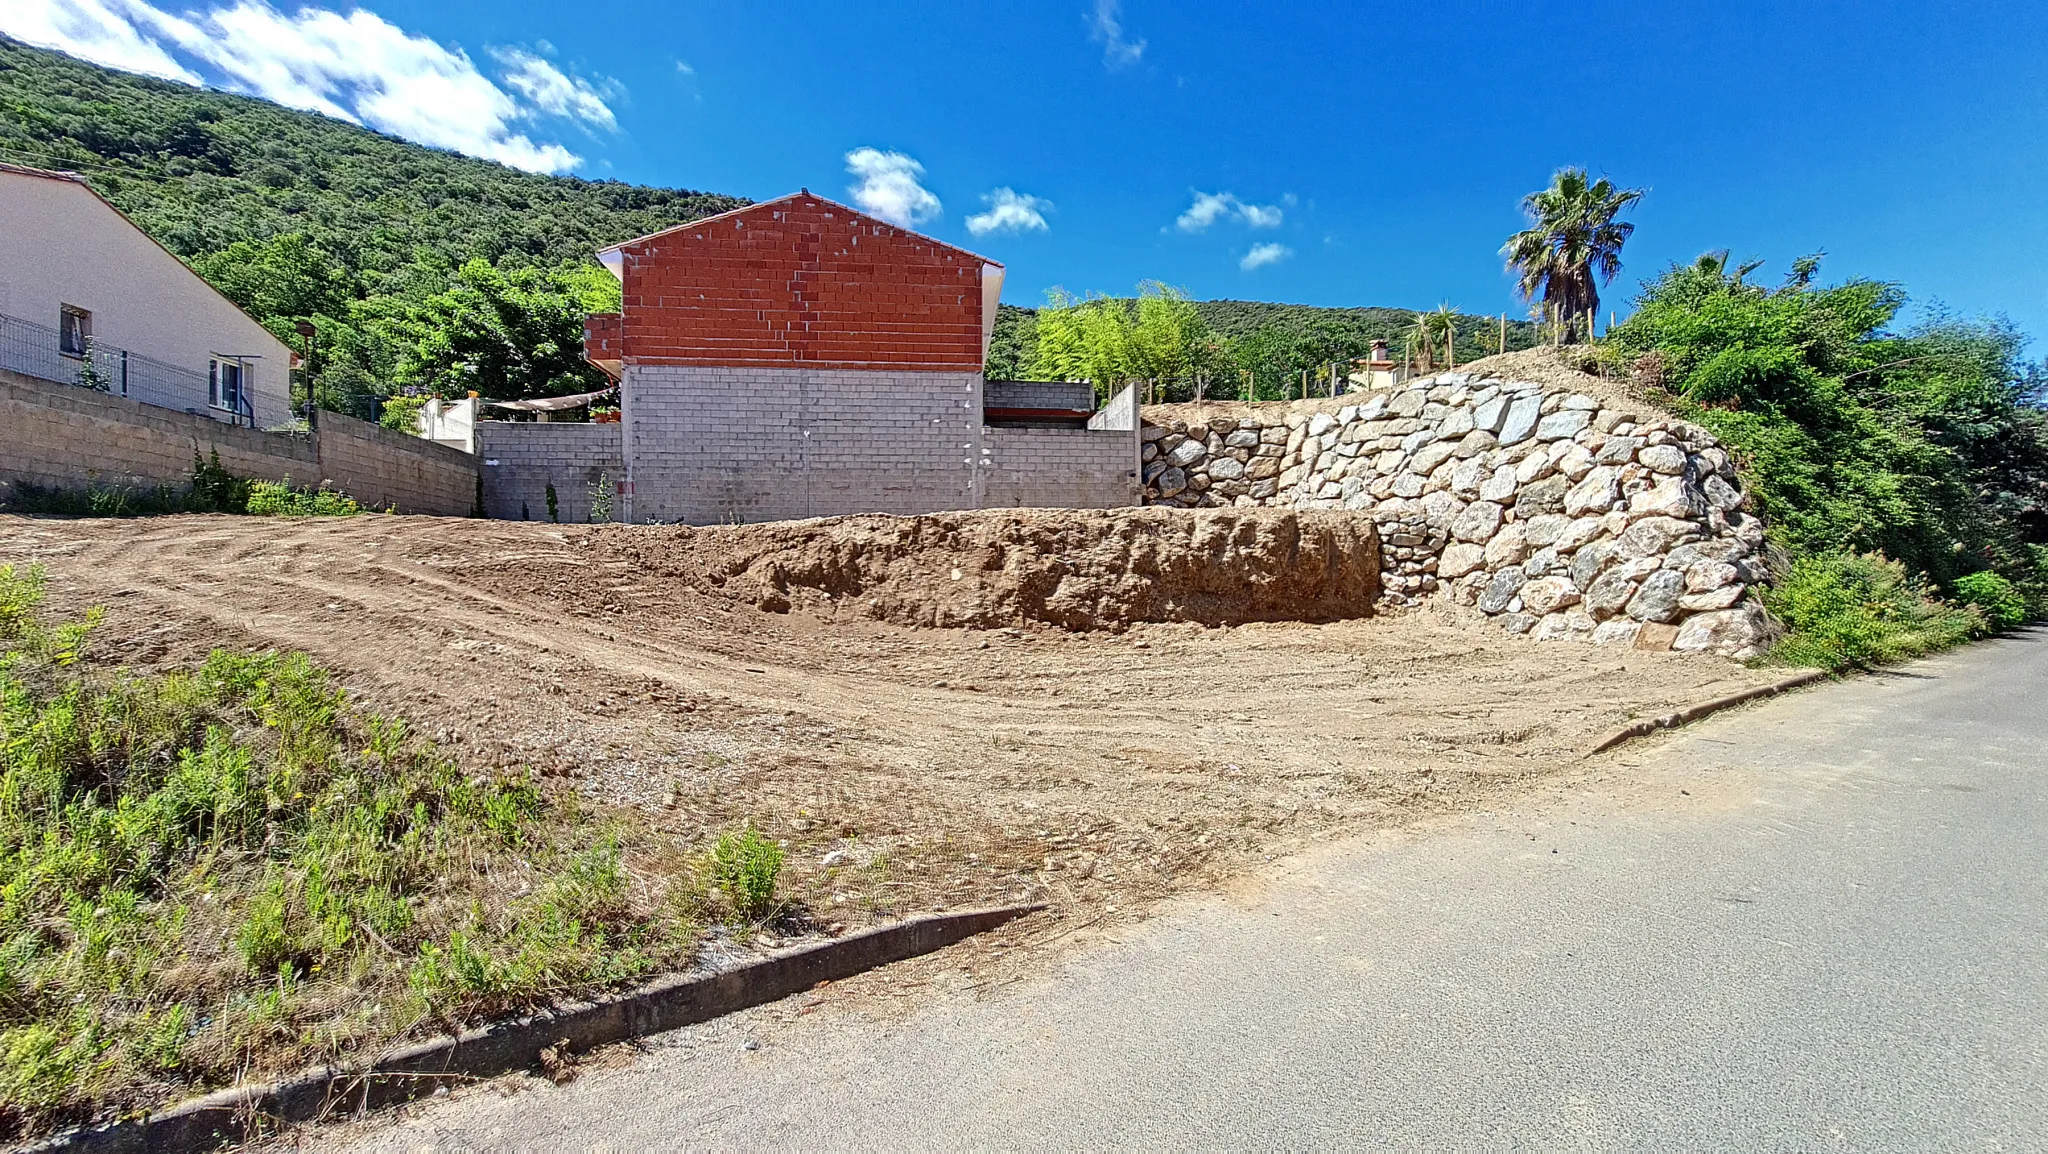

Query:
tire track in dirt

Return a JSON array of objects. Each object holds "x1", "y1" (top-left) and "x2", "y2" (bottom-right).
[{"x1": 5, "y1": 512, "x2": 1788, "y2": 953}]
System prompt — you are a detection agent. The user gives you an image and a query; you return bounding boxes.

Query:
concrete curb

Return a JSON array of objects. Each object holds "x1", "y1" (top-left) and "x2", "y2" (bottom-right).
[
  {"x1": 1588, "y1": 670, "x2": 1832, "y2": 755},
  {"x1": 39, "y1": 903, "x2": 1043, "y2": 1154}
]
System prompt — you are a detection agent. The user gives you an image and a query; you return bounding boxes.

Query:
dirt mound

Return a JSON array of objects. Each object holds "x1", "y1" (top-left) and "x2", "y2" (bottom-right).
[{"x1": 592, "y1": 507, "x2": 1381, "y2": 631}]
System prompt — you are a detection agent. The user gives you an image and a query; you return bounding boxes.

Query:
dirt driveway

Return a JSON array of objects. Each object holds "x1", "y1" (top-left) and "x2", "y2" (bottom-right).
[{"x1": 4, "y1": 512, "x2": 1785, "y2": 949}]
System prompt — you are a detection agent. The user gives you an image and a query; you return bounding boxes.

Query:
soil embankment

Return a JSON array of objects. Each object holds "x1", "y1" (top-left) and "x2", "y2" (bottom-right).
[{"x1": 588, "y1": 507, "x2": 1380, "y2": 630}]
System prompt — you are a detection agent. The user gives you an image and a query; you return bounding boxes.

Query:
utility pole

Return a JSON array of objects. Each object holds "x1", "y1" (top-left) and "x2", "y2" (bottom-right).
[
  {"x1": 294, "y1": 319, "x2": 317, "y2": 431},
  {"x1": 1499, "y1": 313, "x2": 1506, "y2": 355}
]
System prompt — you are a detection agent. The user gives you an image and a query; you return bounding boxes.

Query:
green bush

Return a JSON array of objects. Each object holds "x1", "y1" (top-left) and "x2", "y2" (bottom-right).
[
  {"x1": 1607, "y1": 254, "x2": 2048, "y2": 667},
  {"x1": 708, "y1": 827, "x2": 785, "y2": 922},
  {"x1": 1761, "y1": 552, "x2": 1984, "y2": 670},
  {"x1": 378, "y1": 393, "x2": 431, "y2": 434},
  {"x1": 243, "y1": 478, "x2": 364, "y2": 517},
  {"x1": 1950, "y1": 571, "x2": 2030, "y2": 631}
]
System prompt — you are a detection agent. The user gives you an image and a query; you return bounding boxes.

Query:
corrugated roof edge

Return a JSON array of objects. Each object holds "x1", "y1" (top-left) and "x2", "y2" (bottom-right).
[{"x1": 595, "y1": 190, "x2": 1001, "y2": 269}]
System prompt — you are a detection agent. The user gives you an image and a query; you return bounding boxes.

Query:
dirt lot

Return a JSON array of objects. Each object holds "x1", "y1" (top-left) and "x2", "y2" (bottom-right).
[{"x1": 4, "y1": 509, "x2": 1784, "y2": 955}]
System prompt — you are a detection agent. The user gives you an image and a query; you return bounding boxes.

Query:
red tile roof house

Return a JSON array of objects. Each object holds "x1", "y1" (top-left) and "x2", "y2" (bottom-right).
[{"x1": 474, "y1": 192, "x2": 1140, "y2": 525}]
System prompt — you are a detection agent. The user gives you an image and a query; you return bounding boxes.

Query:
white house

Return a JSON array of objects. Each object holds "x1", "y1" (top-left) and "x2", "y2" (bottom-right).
[{"x1": 0, "y1": 163, "x2": 292, "y2": 427}]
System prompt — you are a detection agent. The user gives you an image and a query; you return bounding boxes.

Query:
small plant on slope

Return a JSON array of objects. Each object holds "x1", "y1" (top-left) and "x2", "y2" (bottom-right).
[{"x1": 708, "y1": 827, "x2": 785, "y2": 922}]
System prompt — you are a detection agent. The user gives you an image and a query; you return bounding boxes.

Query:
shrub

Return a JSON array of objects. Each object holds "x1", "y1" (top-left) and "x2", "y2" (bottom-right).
[
  {"x1": 378, "y1": 393, "x2": 431, "y2": 433},
  {"x1": 708, "y1": 827, "x2": 784, "y2": 921},
  {"x1": 1950, "y1": 571, "x2": 2030, "y2": 631},
  {"x1": 243, "y1": 478, "x2": 363, "y2": 517},
  {"x1": 1761, "y1": 552, "x2": 1984, "y2": 670}
]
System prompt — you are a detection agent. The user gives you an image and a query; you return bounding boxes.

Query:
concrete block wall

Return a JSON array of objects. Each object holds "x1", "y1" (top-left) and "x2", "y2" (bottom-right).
[
  {"x1": 476, "y1": 422, "x2": 623, "y2": 523},
  {"x1": 315, "y1": 414, "x2": 479, "y2": 515},
  {"x1": 986, "y1": 380, "x2": 1096, "y2": 411},
  {"x1": 623, "y1": 364, "x2": 981, "y2": 524},
  {"x1": 0, "y1": 368, "x2": 477, "y2": 515},
  {"x1": 981, "y1": 427, "x2": 1140, "y2": 509},
  {"x1": 2, "y1": 366, "x2": 314, "y2": 500}
]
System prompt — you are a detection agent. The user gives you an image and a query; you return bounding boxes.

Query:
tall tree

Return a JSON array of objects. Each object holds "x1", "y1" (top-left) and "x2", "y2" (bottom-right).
[{"x1": 1501, "y1": 167, "x2": 1644, "y2": 344}]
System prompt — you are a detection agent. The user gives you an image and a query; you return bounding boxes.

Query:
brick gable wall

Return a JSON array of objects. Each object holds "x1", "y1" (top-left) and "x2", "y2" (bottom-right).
[{"x1": 614, "y1": 195, "x2": 988, "y2": 371}]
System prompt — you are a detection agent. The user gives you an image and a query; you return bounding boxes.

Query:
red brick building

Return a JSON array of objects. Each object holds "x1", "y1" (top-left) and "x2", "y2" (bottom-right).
[{"x1": 479, "y1": 192, "x2": 1138, "y2": 525}]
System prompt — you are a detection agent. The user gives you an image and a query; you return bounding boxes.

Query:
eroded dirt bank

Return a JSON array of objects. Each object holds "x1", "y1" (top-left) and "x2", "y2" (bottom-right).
[
  {"x1": 582, "y1": 506, "x2": 1381, "y2": 629},
  {"x1": 4, "y1": 510, "x2": 1780, "y2": 940}
]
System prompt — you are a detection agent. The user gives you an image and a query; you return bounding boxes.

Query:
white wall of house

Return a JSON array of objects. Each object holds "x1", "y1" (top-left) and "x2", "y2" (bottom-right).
[{"x1": 0, "y1": 166, "x2": 293, "y2": 427}]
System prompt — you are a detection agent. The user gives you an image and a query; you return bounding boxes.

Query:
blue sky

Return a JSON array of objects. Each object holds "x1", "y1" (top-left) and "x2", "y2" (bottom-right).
[{"x1": 10, "y1": 0, "x2": 2048, "y2": 341}]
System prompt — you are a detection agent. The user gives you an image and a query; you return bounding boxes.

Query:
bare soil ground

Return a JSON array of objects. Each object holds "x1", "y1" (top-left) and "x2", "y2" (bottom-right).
[{"x1": 4, "y1": 510, "x2": 1785, "y2": 959}]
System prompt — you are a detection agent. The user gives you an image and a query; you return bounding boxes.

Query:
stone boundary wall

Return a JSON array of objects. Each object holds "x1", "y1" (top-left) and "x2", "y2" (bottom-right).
[
  {"x1": 0, "y1": 368, "x2": 478, "y2": 515},
  {"x1": 1140, "y1": 371, "x2": 1771, "y2": 658},
  {"x1": 476, "y1": 422, "x2": 623, "y2": 523}
]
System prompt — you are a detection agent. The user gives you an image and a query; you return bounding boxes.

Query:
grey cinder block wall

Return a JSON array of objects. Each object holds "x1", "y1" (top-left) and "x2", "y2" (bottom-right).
[
  {"x1": 623, "y1": 366, "x2": 984, "y2": 524},
  {"x1": 474, "y1": 423, "x2": 623, "y2": 523},
  {"x1": 472, "y1": 378, "x2": 1139, "y2": 524},
  {"x1": 1, "y1": 368, "x2": 477, "y2": 515}
]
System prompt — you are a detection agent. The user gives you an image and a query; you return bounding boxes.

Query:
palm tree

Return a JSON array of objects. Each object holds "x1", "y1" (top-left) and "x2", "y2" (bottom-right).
[
  {"x1": 1407, "y1": 305, "x2": 1460, "y2": 372},
  {"x1": 1691, "y1": 249, "x2": 1765, "y2": 286},
  {"x1": 1502, "y1": 168, "x2": 1644, "y2": 345}
]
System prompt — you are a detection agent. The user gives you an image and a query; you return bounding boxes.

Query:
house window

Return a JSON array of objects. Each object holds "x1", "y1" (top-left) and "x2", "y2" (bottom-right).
[
  {"x1": 208, "y1": 358, "x2": 244, "y2": 415},
  {"x1": 58, "y1": 306, "x2": 90, "y2": 357}
]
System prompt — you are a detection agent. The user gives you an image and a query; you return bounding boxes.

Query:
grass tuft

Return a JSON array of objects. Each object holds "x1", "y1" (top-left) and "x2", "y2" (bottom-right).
[{"x1": 708, "y1": 827, "x2": 785, "y2": 922}]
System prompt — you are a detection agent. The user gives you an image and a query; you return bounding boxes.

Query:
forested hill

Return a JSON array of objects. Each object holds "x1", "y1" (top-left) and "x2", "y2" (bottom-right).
[
  {"x1": 0, "y1": 36, "x2": 743, "y2": 412},
  {"x1": 0, "y1": 37, "x2": 741, "y2": 273}
]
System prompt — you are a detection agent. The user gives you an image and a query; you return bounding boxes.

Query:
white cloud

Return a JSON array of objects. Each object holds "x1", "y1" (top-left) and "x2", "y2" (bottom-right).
[
  {"x1": 1175, "y1": 190, "x2": 1284, "y2": 232},
  {"x1": 964, "y1": 187, "x2": 1051, "y2": 237},
  {"x1": 674, "y1": 60, "x2": 694, "y2": 75},
  {"x1": 844, "y1": 147, "x2": 941, "y2": 228},
  {"x1": 494, "y1": 48, "x2": 617, "y2": 131},
  {"x1": 1086, "y1": 0, "x2": 1144, "y2": 68},
  {"x1": 1237, "y1": 202, "x2": 1283, "y2": 228},
  {"x1": 1, "y1": 0, "x2": 199, "y2": 82},
  {"x1": 0, "y1": 0, "x2": 619, "y2": 173},
  {"x1": 1240, "y1": 243, "x2": 1292, "y2": 271}
]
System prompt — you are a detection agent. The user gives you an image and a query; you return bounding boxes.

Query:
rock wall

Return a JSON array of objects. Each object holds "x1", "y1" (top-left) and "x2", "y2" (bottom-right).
[{"x1": 1140, "y1": 371, "x2": 1772, "y2": 658}]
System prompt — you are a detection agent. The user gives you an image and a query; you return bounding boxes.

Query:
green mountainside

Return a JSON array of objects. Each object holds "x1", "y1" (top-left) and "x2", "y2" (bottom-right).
[
  {"x1": 0, "y1": 37, "x2": 741, "y2": 276},
  {"x1": 0, "y1": 36, "x2": 741, "y2": 411}
]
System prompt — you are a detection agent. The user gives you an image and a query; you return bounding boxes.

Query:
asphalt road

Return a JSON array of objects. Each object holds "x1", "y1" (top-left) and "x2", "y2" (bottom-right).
[{"x1": 341, "y1": 632, "x2": 2048, "y2": 1150}]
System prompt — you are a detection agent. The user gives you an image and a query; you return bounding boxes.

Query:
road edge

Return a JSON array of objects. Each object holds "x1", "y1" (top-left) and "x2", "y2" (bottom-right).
[
  {"x1": 1588, "y1": 669, "x2": 1832, "y2": 755},
  {"x1": 37, "y1": 903, "x2": 1044, "y2": 1154}
]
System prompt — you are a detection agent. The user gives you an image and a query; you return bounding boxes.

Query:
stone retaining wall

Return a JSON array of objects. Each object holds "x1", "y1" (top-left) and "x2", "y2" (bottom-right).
[{"x1": 1140, "y1": 372, "x2": 1771, "y2": 658}]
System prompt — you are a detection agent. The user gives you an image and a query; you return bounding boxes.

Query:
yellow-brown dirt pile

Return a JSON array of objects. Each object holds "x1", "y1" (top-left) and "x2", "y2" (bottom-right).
[{"x1": 595, "y1": 506, "x2": 1381, "y2": 630}]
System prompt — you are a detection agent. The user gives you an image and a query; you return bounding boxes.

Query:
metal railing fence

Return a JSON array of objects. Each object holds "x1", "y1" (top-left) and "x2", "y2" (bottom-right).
[{"x1": 0, "y1": 310, "x2": 228, "y2": 421}]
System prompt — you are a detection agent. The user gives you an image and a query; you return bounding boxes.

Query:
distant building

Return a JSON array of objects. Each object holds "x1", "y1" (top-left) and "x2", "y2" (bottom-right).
[
  {"x1": 492, "y1": 190, "x2": 1138, "y2": 524},
  {"x1": 0, "y1": 163, "x2": 292, "y2": 427},
  {"x1": 1349, "y1": 339, "x2": 1404, "y2": 392}
]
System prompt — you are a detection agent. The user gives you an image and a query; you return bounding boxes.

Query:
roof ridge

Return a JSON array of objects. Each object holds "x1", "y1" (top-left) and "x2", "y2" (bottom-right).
[{"x1": 597, "y1": 190, "x2": 1000, "y2": 268}]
